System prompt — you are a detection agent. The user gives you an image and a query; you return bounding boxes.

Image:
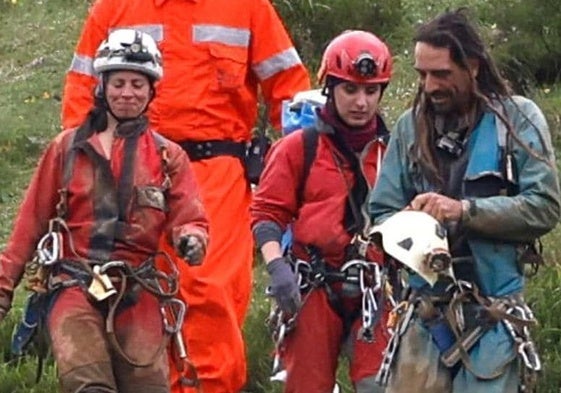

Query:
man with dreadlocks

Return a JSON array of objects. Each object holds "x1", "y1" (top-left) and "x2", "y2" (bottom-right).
[{"x1": 369, "y1": 8, "x2": 560, "y2": 393}]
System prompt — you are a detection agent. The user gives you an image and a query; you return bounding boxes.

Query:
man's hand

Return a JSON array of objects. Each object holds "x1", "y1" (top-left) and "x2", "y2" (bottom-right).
[
  {"x1": 176, "y1": 235, "x2": 205, "y2": 266},
  {"x1": 266, "y1": 257, "x2": 301, "y2": 315},
  {"x1": 408, "y1": 192, "x2": 463, "y2": 223}
]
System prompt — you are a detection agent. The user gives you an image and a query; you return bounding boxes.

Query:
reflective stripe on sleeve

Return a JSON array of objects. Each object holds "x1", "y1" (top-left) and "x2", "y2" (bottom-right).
[
  {"x1": 253, "y1": 47, "x2": 302, "y2": 80},
  {"x1": 193, "y1": 24, "x2": 250, "y2": 47},
  {"x1": 109, "y1": 24, "x2": 164, "y2": 42},
  {"x1": 68, "y1": 54, "x2": 95, "y2": 77}
]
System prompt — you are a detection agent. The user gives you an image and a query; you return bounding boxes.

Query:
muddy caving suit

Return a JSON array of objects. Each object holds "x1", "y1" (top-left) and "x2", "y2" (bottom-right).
[
  {"x1": 369, "y1": 96, "x2": 561, "y2": 393},
  {"x1": 252, "y1": 116, "x2": 391, "y2": 393},
  {"x1": 0, "y1": 116, "x2": 208, "y2": 393}
]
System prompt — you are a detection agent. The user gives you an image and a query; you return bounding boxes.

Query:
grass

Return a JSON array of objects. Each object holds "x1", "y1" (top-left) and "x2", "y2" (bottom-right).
[{"x1": 0, "y1": 0, "x2": 560, "y2": 392}]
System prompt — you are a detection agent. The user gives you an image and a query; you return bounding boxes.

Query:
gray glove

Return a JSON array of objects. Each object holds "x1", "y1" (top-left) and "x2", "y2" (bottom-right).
[
  {"x1": 177, "y1": 235, "x2": 205, "y2": 266},
  {"x1": 266, "y1": 257, "x2": 301, "y2": 315}
]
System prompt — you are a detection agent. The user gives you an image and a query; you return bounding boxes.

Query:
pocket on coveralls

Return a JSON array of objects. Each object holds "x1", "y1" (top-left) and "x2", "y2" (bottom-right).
[{"x1": 208, "y1": 44, "x2": 248, "y2": 91}]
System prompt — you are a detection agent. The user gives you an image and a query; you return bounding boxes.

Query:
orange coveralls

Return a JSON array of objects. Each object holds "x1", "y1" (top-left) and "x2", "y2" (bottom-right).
[{"x1": 61, "y1": 1, "x2": 311, "y2": 391}]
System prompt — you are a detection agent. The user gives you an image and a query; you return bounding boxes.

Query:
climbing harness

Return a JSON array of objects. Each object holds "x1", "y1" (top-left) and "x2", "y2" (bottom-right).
[
  {"x1": 266, "y1": 254, "x2": 388, "y2": 383},
  {"x1": 375, "y1": 279, "x2": 541, "y2": 391}
]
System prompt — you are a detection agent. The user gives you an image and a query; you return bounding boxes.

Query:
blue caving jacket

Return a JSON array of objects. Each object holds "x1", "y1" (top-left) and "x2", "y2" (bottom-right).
[{"x1": 369, "y1": 95, "x2": 560, "y2": 376}]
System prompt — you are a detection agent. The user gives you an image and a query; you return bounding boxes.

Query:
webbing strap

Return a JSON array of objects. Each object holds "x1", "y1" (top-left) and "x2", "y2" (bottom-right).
[{"x1": 296, "y1": 127, "x2": 319, "y2": 208}]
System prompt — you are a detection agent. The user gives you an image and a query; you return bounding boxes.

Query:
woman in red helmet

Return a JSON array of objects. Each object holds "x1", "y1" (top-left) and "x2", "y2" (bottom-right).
[{"x1": 251, "y1": 30, "x2": 393, "y2": 393}]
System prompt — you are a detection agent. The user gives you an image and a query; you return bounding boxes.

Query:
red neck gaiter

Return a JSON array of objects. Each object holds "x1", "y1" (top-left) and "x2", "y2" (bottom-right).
[{"x1": 318, "y1": 101, "x2": 378, "y2": 153}]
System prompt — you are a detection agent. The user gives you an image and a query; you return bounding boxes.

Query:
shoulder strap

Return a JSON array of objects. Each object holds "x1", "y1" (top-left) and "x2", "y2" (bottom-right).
[
  {"x1": 296, "y1": 126, "x2": 319, "y2": 208},
  {"x1": 152, "y1": 132, "x2": 172, "y2": 190},
  {"x1": 492, "y1": 103, "x2": 518, "y2": 194},
  {"x1": 57, "y1": 133, "x2": 78, "y2": 219}
]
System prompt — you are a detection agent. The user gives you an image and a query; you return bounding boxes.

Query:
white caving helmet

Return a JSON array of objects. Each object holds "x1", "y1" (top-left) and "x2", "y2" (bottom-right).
[
  {"x1": 369, "y1": 211, "x2": 454, "y2": 286},
  {"x1": 93, "y1": 28, "x2": 163, "y2": 81}
]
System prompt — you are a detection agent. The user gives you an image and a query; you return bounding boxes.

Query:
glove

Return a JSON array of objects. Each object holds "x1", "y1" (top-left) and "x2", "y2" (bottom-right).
[
  {"x1": 177, "y1": 235, "x2": 205, "y2": 266},
  {"x1": 266, "y1": 257, "x2": 301, "y2": 315}
]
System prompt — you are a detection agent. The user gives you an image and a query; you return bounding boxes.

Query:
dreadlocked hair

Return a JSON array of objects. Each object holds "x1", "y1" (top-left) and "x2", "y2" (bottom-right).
[{"x1": 410, "y1": 8, "x2": 550, "y2": 188}]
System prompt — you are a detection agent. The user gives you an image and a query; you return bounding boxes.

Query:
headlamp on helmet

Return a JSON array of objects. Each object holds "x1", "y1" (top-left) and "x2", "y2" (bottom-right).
[
  {"x1": 317, "y1": 30, "x2": 393, "y2": 86},
  {"x1": 121, "y1": 31, "x2": 156, "y2": 63},
  {"x1": 353, "y1": 53, "x2": 377, "y2": 78},
  {"x1": 94, "y1": 29, "x2": 163, "y2": 81}
]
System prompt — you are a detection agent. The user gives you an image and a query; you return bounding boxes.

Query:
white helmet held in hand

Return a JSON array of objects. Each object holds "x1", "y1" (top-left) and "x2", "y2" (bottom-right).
[
  {"x1": 369, "y1": 211, "x2": 454, "y2": 286},
  {"x1": 93, "y1": 28, "x2": 163, "y2": 81}
]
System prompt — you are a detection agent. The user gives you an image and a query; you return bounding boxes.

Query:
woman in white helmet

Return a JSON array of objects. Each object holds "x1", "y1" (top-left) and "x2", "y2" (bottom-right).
[{"x1": 0, "y1": 29, "x2": 208, "y2": 393}]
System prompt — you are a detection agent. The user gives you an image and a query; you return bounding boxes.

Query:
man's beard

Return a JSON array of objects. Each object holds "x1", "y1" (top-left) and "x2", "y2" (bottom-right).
[{"x1": 426, "y1": 91, "x2": 454, "y2": 115}]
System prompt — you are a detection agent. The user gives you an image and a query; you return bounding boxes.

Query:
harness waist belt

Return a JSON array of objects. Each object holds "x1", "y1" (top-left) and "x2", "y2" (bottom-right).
[
  {"x1": 294, "y1": 258, "x2": 373, "y2": 285},
  {"x1": 179, "y1": 140, "x2": 246, "y2": 161}
]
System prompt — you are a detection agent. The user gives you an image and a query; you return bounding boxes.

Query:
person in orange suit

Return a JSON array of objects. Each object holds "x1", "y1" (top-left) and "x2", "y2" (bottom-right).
[{"x1": 61, "y1": 1, "x2": 311, "y2": 392}]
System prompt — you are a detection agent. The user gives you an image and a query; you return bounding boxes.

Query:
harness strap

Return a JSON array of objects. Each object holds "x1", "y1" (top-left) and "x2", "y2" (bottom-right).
[
  {"x1": 47, "y1": 255, "x2": 180, "y2": 368},
  {"x1": 410, "y1": 282, "x2": 538, "y2": 381},
  {"x1": 293, "y1": 254, "x2": 385, "y2": 338},
  {"x1": 296, "y1": 127, "x2": 319, "y2": 208},
  {"x1": 441, "y1": 285, "x2": 513, "y2": 380},
  {"x1": 106, "y1": 271, "x2": 170, "y2": 368}
]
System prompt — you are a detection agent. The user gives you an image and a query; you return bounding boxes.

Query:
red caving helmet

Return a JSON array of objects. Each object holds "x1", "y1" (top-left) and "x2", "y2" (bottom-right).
[{"x1": 317, "y1": 30, "x2": 393, "y2": 85}]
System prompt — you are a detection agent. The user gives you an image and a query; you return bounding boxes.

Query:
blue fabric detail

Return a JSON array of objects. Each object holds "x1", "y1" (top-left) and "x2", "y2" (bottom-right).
[
  {"x1": 465, "y1": 113, "x2": 501, "y2": 178},
  {"x1": 452, "y1": 322, "x2": 518, "y2": 393},
  {"x1": 281, "y1": 225, "x2": 293, "y2": 255},
  {"x1": 11, "y1": 292, "x2": 54, "y2": 356},
  {"x1": 281, "y1": 99, "x2": 321, "y2": 135},
  {"x1": 468, "y1": 239, "x2": 523, "y2": 296},
  {"x1": 467, "y1": 322, "x2": 516, "y2": 376},
  {"x1": 428, "y1": 319, "x2": 455, "y2": 353}
]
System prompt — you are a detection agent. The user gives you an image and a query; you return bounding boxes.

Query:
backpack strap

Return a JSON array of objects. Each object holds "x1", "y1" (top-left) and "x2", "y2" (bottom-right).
[
  {"x1": 296, "y1": 126, "x2": 319, "y2": 208},
  {"x1": 281, "y1": 127, "x2": 318, "y2": 255},
  {"x1": 491, "y1": 101, "x2": 518, "y2": 195},
  {"x1": 56, "y1": 133, "x2": 78, "y2": 219}
]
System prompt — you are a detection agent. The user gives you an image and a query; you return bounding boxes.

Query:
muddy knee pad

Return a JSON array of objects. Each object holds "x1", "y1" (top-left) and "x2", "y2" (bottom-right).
[
  {"x1": 59, "y1": 362, "x2": 117, "y2": 393},
  {"x1": 387, "y1": 321, "x2": 452, "y2": 393}
]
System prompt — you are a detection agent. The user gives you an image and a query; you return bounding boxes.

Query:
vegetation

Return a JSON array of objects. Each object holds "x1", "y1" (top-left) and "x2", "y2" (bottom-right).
[{"x1": 0, "y1": 0, "x2": 560, "y2": 392}]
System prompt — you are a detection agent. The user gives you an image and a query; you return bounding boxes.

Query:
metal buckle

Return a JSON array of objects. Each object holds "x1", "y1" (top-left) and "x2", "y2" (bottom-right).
[{"x1": 87, "y1": 265, "x2": 117, "y2": 301}]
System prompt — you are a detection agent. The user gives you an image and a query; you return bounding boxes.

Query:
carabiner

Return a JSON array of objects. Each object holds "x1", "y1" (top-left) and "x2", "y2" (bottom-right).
[
  {"x1": 518, "y1": 341, "x2": 541, "y2": 371},
  {"x1": 361, "y1": 287, "x2": 378, "y2": 329},
  {"x1": 161, "y1": 298, "x2": 186, "y2": 334},
  {"x1": 36, "y1": 231, "x2": 61, "y2": 265},
  {"x1": 294, "y1": 259, "x2": 312, "y2": 290}
]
